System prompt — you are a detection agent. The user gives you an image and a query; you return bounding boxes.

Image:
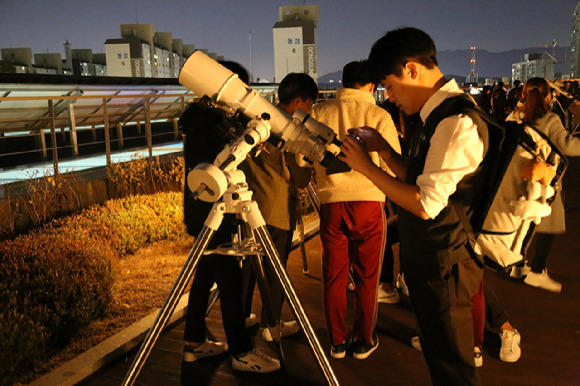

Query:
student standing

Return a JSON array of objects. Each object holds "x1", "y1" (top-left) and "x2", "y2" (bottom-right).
[
  {"x1": 309, "y1": 60, "x2": 400, "y2": 360},
  {"x1": 507, "y1": 77, "x2": 580, "y2": 292},
  {"x1": 240, "y1": 73, "x2": 318, "y2": 340},
  {"x1": 181, "y1": 61, "x2": 280, "y2": 374},
  {"x1": 340, "y1": 28, "x2": 486, "y2": 385}
]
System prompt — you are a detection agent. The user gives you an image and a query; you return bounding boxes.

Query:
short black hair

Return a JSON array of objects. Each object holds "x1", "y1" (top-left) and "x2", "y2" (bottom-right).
[
  {"x1": 278, "y1": 73, "x2": 319, "y2": 104},
  {"x1": 368, "y1": 27, "x2": 438, "y2": 82},
  {"x1": 342, "y1": 60, "x2": 373, "y2": 89},
  {"x1": 218, "y1": 60, "x2": 249, "y2": 84}
]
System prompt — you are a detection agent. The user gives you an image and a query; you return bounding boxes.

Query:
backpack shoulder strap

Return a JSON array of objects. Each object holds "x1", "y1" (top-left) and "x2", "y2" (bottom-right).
[
  {"x1": 419, "y1": 94, "x2": 488, "y2": 154},
  {"x1": 410, "y1": 94, "x2": 485, "y2": 179},
  {"x1": 423, "y1": 94, "x2": 479, "y2": 134}
]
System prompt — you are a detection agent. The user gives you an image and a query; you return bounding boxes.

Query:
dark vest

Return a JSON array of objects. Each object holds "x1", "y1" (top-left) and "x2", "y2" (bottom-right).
[{"x1": 397, "y1": 99, "x2": 489, "y2": 270}]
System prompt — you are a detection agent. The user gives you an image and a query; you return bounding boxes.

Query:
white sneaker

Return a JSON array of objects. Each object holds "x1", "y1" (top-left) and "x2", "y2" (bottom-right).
[
  {"x1": 378, "y1": 287, "x2": 399, "y2": 304},
  {"x1": 396, "y1": 273, "x2": 410, "y2": 297},
  {"x1": 232, "y1": 347, "x2": 280, "y2": 373},
  {"x1": 474, "y1": 346, "x2": 483, "y2": 367},
  {"x1": 524, "y1": 269, "x2": 562, "y2": 293},
  {"x1": 499, "y1": 329, "x2": 521, "y2": 363},
  {"x1": 183, "y1": 340, "x2": 228, "y2": 362},
  {"x1": 510, "y1": 264, "x2": 531, "y2": 279},
  {"x1": 245, "y1": 313, "x2": 258, "y2": 328},
  {"x1": 410, "y1": 336, "x2": 422, "y2": 352},
  {"x1": 262, "y1": 320, "x2": 300, "y2": 342}
]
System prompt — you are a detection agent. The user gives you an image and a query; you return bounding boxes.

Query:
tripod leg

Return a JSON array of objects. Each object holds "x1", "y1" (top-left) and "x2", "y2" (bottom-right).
[
  {"x1": 306, "y1": 182, "x2": 321, "y2": 217},
  {"x1": 122, "y1": 225, "x2": 216, "y2": 386},
  {"x1": 206, "y1": 286, "x2": 220, "y2": 317},
  {"x1": 296, "y1": 213, "x2": 309, "y2": 274},
  {"x1": 253, "y1": 225, "x2": 339, "y2": 386}
]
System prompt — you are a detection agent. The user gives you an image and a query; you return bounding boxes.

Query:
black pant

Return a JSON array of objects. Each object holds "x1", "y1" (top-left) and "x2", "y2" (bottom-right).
[
  {"x1": 241, "y1": 225, "x2": 293, "y2": 326},
  {"x1": 530, "y1": 233, "x2": 556, "y2": 273},
  {"x1": 484, "y1": 283, "x2": 510, "y2": 330},
  {"x1": 184, "y1": 217, "x2": 252, "y2": 356},
  {"x1": 379, "y1": 221, "x2": 400, "y2": 284},
  {"x1": 405, "y1": 257, "x2": 483, "y2": 386}
]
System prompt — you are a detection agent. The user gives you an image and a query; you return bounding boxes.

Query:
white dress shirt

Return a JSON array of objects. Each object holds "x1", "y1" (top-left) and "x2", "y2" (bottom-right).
[{"x1": 416, "y1": 79, "x2": 485, "y2": 219}]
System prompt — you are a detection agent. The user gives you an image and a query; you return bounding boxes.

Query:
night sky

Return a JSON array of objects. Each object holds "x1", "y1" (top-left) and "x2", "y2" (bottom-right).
[{"x1": 0, "y1": 0, "x2": 577, "y2": 81}]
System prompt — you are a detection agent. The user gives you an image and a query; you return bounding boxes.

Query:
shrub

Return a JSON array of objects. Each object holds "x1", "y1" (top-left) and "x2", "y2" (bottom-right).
[
  {"x1": 0, "y1": 191, "x2": 187, "y2": 383},
  {"x1": 0, "y1": 232, "x2": 115, "y2": 383},
  {"x1": 107, "y1": 154, "x2": 184, "y2": 198},
  {"x1": 48, "y1": 192, "x2": 186, "y2": 256},
  {"x1": 0, "y1": 154, "x2": 184, "y2": 241},
  {"x1": 23, "y1": 169, "x2": 83, "y2": 227},
  {"x1": 0, "y1": 170, "x2": 84, "y2": 240}
]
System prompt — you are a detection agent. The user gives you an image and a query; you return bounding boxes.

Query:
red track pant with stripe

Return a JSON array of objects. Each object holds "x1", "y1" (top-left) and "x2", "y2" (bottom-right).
[{"x1": 320, "y1": 201, "x2": 386, "y2": 346}]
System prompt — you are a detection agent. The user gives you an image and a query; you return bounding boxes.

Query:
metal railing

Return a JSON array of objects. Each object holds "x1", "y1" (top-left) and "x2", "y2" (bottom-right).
[
  {"x1": 0, "y1": 85, "x2": 339, "y2": 178},
  {"x1": 0, "y1": 89, "x2": 194, "y2": 173}
]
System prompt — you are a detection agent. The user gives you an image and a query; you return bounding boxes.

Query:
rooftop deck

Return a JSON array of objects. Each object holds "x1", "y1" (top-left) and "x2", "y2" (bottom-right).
[{"x1": 78, "y1": 160, "x2": 580, "y2": 386}]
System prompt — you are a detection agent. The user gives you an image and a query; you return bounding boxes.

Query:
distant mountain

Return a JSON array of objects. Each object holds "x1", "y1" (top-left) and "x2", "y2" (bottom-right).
[
  {"x1": 437, "y1": 45, "x2": 570, "y2": 80},
  {"x1": 319, "y1": 46, "x2": 570, "y2": 88},
  {"x1": 318, "y1": 70, "x2": 342, "y2": 89}
]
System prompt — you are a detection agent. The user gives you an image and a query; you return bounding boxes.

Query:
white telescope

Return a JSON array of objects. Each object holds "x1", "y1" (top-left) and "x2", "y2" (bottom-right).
[{"x1": 178, "y1": 50, "x2": 346, "y2": 169}]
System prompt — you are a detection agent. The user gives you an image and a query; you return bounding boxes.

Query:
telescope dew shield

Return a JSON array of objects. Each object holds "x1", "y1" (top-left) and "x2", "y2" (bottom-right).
[{"x1": 179, "y1": 50, "x2": 280, "y2": 125}]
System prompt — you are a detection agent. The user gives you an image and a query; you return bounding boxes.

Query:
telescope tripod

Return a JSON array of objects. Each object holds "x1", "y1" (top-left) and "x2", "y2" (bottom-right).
[{"x1": 122, "y1": 180, "x2": 339, "y2": 386}]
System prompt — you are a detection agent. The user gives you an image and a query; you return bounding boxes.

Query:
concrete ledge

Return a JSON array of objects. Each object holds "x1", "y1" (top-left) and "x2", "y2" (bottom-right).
[{"x1": 31, "y1": 218, "x2": 320, "y2": 386}]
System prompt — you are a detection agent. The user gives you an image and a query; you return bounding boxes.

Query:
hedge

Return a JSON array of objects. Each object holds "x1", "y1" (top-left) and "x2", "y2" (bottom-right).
[{"x1": 0, "y1": 191, "x2": 186, "y2": 384}]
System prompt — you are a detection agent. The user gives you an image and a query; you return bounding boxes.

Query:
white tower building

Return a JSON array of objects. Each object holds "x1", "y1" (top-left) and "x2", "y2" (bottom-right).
[{"x1": 273, "y1": 5, "x2": 318, "y2": 83}]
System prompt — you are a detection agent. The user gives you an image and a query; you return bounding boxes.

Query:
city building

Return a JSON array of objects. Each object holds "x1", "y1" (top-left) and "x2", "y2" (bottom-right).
[
  {"x1": 92, "y1": 54, "x2": 108, "y2": 76},
  {"x1": 512, "y1": 53, "x2": 556, "y2": 83},
  {"x1": 1, "y1": 22, "x2": 208, "y2": 79},
  {"x1": 273, "y1": 5, "x2": 318, "y2": 83},
  {"x1": 571, "y1": 1, "x2": 580, "y2": 78},
  {"x1": 105, "y1": 36, "x2": 152, "y2": 77},
  {"x1": 105, "y1": 24, "x2": 155, "y2": 78},
  {"x1": 104, "y1": 24, "x2": 221, "y2": 79},
  {"x1": 34, "y1": 53, "x2": 62, "y2": 75},
  {"x1": 63, "y1": 41, "x2": 107, "y2": 76},
  {"x1": 171, "y1": 39, "x2": 184, "y2": 78},
  {"x1": 1, "y1": 48, "x2": 34, "y2": 73}
]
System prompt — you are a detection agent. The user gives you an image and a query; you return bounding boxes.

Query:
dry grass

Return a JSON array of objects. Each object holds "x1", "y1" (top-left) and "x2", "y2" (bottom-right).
[{"x1": 29, "y1": 236, "x2": 194, "y2": 382}]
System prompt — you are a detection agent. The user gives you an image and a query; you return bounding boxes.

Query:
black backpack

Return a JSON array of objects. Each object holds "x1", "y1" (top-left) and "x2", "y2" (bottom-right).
[
  {"x1": 180, "y1": 97, "x2": 249, "y2": 236},
  {"x1": 421, "y1": 94, "x2": 568, "y2": 271}
]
